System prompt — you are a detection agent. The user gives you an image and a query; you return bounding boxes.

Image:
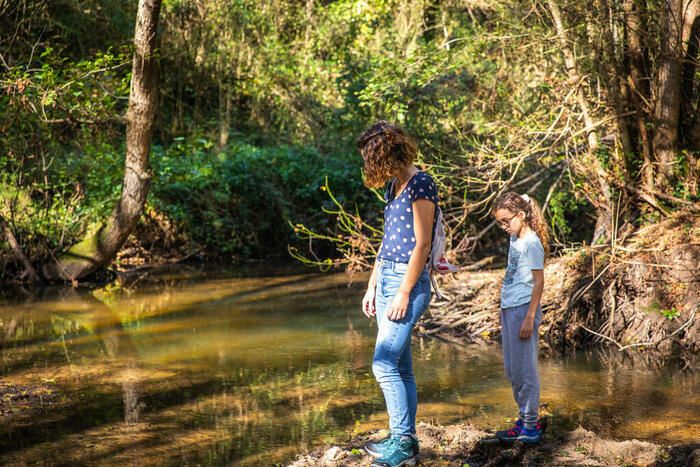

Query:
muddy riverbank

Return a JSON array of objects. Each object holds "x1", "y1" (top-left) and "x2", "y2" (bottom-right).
[
  {"x1": 288, "y1": 421, "x2": 700, "y2": 466},
  {"x1": 421, "y1": 210, "x2": 700, "y2": 367}
]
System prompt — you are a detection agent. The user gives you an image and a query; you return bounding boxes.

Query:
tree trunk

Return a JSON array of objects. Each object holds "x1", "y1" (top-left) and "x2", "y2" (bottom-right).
[
  {"x1": 216, "y1": 24, "x2": 232, "y2": 150},
  {"x1": 681, "y1": 1, "x2": 700, "y2": 148},
  {"x1": 548, "y1": 0, "x2": 613, "y2": 243},
  {"x1": 681, "y1": 1, "x2": 700, "y2": 195},
  {"x1": 690, "y1": 116, "x2": 700, "y2": 150},
  {"x1": 396, "y1": 0, "x2": 426, "y2": 57},
  {"x1": 441, "y1": 6, "x2": 451, "y2": 49},
  {"x1": 218, "y1": 79, "x2": 231, "y2": 148},
  {"x1": 42, "y1": 0, "x2": 162, "y2": 281},
  {"x1": 652, "y1": 0, "x2": 684, "y2": 192},
  {"x1": 623, "y1": 0, "x2": 655, "y2": 193},
  {"x1": 0, "y1": 214, "x2": 42, "y2": 284},
  {"x1": 303, "y1": 0, "x2": 315, "y2": 64},
  {"x1": 595, "y1": 0, "x2": 633, "y2": 158},
  {"x1": 548, "y1": 0, "x2": 600, "y2": 154}
]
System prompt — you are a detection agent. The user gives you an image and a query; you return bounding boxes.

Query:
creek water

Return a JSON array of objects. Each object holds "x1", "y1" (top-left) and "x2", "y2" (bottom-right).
[{"x1": 0, "y1": 266, "x2": 697, "y2": 465}]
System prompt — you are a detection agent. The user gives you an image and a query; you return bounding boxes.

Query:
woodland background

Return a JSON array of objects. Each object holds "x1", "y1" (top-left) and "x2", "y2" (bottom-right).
[{"x1": 1, "y1": 0, "x2": 699, "y2": 282}]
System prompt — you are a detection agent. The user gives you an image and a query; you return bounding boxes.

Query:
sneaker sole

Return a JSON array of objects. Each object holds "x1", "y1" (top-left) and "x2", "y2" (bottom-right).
[
  {"x1": 496, "y1": 432, "x2": 520, "y2": 442},
  {"x1": 370, "y1": 458, "x2": 416, "y2": 467},
  {"x1": 516, "y1": 436, "x2": 542, "y2": 444},
  {"x1": 365, "y1": 446, "x2": 419, "y2": 459},
  {"x1": 497, "y1": 437, "x2": 520, "y2": 443}
]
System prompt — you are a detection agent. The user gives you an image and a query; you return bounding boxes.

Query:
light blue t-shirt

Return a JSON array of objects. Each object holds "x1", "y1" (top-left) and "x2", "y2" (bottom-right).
[{"x1": 500, "y1": 230, "x2": 545, "y2": 309}]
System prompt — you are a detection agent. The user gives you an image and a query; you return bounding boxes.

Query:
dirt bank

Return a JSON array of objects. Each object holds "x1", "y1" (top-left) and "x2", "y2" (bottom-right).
[
  {"x1": 288, "y1": 421, "x2": 699, "y2": 466},
  {"x1": 420, "y1": 210, "x2": 700, "y2": 365}
]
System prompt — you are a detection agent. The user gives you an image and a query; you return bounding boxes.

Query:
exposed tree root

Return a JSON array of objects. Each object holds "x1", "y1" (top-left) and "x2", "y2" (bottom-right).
[{"x1": 419, "y1": 210, "x2": 700, "y2": 366}]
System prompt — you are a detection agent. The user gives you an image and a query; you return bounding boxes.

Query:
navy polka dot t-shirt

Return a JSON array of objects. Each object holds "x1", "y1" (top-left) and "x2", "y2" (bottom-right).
[{"x1": 377, "y1": 171, "x2": 439, "y2": 264}]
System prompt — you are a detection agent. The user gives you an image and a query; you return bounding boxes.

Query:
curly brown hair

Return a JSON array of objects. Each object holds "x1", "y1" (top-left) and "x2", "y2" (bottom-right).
[
  {"x1": 356, "y1": 120, "x2": 417, "y2": 189},
  {"x1": 492, "y1": 191, "x2": 550, "y2": 259}
]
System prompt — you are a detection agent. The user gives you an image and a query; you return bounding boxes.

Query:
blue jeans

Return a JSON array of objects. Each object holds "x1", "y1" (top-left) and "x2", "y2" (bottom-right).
[{"x1": 372, "y1": 259, "x2": 432, "y2": 437}]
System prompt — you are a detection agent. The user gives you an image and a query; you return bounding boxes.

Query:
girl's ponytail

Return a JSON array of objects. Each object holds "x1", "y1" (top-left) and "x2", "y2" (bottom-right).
[{"x1": 525, "y1": 196, "x2": 550, "y2": 259}]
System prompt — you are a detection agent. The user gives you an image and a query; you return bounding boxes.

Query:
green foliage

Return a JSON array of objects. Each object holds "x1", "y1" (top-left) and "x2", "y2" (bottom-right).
[
  {"x1": 4, "y1": 0, "x2": 663, "y2": 274},
  {"x1": 0, "y1": 174, "x2": 89, "y2": 261},
  {"x1": 644, "y1": 302, "x2": 681, "y2": 320},
  {"x1": 149, "y1": 139, "x2": 372, "y2": 257},
  {"x1": 0, "y1": 134, "x2": 371, "y2": 264},
  {"x1": 1, "y1": 45, "x2": 130, "y2": 146},
  {"x1": 660, "y1": 307, "x2": 680, "y2": 321},
  {"x1": 547, "y1": 189, "x2": 594, "y2": 244},
  {"x1": 0, "y1": 34, "x2": 133, "y2": 267},
  {"x1": 289, "y1": 178, "x2": 383, "y2": 272}
]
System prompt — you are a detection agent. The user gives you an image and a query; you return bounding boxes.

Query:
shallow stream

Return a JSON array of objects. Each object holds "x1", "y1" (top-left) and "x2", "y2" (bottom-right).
[{"x1": 1, "y1": 267, "x2": 697, "y2": 465}]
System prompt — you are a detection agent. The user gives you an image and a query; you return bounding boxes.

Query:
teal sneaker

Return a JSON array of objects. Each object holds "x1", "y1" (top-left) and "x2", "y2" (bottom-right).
[
  {"x1": 371, "y1": 436, "x2": 417, "y2": 467},
  {"x1": 364, "y1": 436, "x2": 391, "y2": 458},
  {"x1": 365, "y1": 435, "x2": 419, "y2": 459}
]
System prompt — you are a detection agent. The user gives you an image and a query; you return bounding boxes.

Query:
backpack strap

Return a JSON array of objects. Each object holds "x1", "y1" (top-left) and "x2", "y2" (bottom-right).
[{"x1": 384, "y1": 178, "x2": 396, "y2": 203}]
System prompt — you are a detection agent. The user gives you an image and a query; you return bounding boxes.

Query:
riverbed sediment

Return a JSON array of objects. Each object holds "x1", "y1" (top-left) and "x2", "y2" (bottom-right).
[{"x1": 288, "y1": 421, "x2": 700, "y2": 466}]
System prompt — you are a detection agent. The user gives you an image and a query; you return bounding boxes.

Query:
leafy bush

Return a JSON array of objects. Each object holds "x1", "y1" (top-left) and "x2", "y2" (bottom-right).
[{"x1": 148, "y1": 138, "x2": 375, "y2": 257}]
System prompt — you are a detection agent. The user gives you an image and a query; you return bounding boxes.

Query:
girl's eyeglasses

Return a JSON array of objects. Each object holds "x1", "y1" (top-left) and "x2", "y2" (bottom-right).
[{"x1": 497, "y1": 212, "x2": 520, "y2": 230}]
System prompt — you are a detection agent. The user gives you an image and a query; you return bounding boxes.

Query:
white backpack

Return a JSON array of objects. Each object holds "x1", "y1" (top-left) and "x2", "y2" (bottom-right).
[
  {"x1": 429, "y1": 206, "x2": 459, "y2": 300},
  {"x1": 429, "y1": 206, "x2": 458, "y2": 275}
]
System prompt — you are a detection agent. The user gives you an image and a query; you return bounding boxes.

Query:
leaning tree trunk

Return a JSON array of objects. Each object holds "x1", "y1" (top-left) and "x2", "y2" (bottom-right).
[
  {"x1": 42, "y1": 0, "x2": 162, "y2": 281},
  {"x1": 548, "y1": 0, "x2": 600, "y2": 153},
  {"x1": 680, "y1": 1, "x2": 700, "y2": 195}
]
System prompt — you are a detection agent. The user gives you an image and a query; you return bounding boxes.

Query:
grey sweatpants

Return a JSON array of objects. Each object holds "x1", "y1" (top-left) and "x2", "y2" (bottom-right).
[{"x1": 500, "y1": 302, "x2": 542, "y2": 429}]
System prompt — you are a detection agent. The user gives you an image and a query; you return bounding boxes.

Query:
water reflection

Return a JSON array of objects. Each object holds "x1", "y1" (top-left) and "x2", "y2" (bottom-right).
[
  {"x1": 0, "y1": 269, "x2": 697, "y2": 465},
  {"x1": 81, "y1": 292, "x2": 142, "y2": 424}
]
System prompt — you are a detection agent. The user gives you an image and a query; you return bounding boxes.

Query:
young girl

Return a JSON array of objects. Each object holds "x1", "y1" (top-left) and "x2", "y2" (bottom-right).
[
  {"x1": 491, "y1": 191, "x2": 549, "y2": 444},
  {"x1": 356, "y1": 121, "x2": 438, "y2": 467}
]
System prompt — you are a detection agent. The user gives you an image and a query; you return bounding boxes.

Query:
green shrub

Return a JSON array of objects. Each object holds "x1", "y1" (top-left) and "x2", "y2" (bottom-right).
[{"x1": 148, "y1": 138, "x2": 374, "y2": 257}]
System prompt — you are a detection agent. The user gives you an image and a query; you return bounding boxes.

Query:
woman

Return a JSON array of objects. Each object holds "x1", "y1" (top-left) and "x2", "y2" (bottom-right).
[{"x1": 357, "y1": 120, "x2": 439, "y2": 467}]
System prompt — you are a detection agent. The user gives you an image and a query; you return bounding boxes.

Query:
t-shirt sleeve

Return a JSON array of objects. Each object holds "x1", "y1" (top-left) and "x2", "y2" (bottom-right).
[
  {"x1": 525, "y1": 238, "x2": 545, "y2": 270},
  {"x1": 408, "y1": 173, "x2": 438, "y2": 204}
]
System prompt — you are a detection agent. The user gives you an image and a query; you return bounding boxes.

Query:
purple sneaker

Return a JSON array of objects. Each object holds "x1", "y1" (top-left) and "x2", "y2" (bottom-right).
[
  {"x1": 516, "y1": 423, "x2": 543, "y2": 444},
  {"x1": 495, "y1": 419, "x2": 523, "y2": 442}
]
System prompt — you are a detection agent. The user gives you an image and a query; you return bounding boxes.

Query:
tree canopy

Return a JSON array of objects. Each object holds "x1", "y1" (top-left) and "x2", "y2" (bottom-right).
[{"x1": 1, "y1": 0, "x2": 699, "y2": 280}]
